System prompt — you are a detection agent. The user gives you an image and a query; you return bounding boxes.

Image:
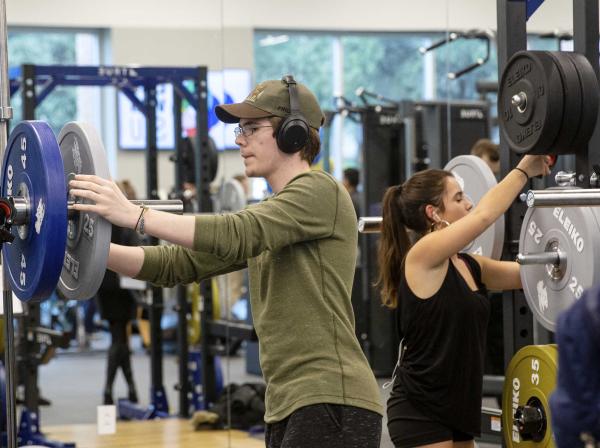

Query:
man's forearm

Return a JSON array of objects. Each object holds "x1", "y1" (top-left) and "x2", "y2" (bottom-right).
[
  {"x1": 134, "y1": 209, "x2": 196, "y2": 249},
  {"x1": 107, "y1": 243, "x2": 146, "y2": 277}
]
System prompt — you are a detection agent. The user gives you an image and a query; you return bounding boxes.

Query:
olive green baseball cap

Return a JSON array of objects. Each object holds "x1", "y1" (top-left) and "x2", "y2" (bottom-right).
[{"x1": 215, "y1": 78, "x2": 325, "y2": 129}]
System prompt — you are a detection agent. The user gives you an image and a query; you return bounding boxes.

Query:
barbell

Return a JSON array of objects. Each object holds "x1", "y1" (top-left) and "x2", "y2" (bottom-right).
[{"x1": 0, "y1": 121, "x2": 183, "y2": 302}]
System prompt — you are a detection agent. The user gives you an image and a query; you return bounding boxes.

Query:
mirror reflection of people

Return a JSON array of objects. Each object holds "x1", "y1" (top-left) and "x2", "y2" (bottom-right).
[
  {"x1": 220, "y1": 173, "x2": 249, "y2": 322},
  {"x1": 97, "y1": 180, "x2": 139, "y2": 405},
  {"x1": 342, "y1": 167, "x2": 360, "y2": 218},
  {"x1": 377, "y1": 155, "x2": 551, "y2": 447},
  {"x1": 470, "y1": 139, "x2": 500, "y2": 176},
  {"x1": 70, "y1": 77, "x2": 383, "y2": 447}
]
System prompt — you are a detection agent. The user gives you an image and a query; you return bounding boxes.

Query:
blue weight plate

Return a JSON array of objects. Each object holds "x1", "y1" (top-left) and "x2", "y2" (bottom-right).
[{"x1": 1, "y1": 121, "x2": 67, "y2": 301}]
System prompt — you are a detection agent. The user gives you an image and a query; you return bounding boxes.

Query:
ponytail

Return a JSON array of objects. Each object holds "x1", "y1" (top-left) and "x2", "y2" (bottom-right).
[
  {"x1": 376, "y1": 169, "x2": 452, "y2": 309},
  {"x1": 376, "y1": 185, "x2": 411, "y2": 308}
]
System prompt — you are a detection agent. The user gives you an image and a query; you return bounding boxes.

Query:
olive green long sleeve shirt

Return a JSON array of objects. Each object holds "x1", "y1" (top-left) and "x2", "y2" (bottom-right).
[{"x1": 136, "y1": 170, "x2": 383, "y2": 422}]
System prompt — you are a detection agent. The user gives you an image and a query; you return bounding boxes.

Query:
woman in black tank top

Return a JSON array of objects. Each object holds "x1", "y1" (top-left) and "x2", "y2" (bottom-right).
[{"x1": 376, "y1": 155, "x2": 552, "y2": 448}]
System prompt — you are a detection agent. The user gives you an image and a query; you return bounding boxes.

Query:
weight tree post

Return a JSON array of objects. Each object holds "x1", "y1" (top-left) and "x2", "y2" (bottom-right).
[{"x1": 0, "y1": 0, "x2": 17, "y2": 446}]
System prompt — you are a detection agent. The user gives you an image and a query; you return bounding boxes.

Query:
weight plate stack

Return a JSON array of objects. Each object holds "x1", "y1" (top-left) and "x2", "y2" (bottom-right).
[
  {"x1": 500, "y1": 50, "x2": 599, "y2": 155},
  {"x1": 499, "y1": 51, "x2": 564, "y2": 155},
  {"x1": 565, "y1": 52, "x2": 600, "y2": 153},
  {"x1": 545, "y1": 52, "x2": 582, "y2": 155}
]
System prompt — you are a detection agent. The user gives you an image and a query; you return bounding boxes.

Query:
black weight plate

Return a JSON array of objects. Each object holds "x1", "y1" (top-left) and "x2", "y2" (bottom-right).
[
  {"x1": 566, "y1": 52, "x2": 600, "y2": 153},
  {"x1": 499, "y1": 51, "x2": 564, "y2": 154},
  {"x1": 546, "y1": 52, "x2": 582, "y2": 155}
]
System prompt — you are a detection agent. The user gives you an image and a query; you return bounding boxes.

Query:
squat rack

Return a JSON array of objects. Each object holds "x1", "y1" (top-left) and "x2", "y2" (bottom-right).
[
  {"x1": 496, "y1": 0, "x2": 600, "y2": 367},
  {"x1": 7, "y1": 62, "x2": 210, "y2": 425},
  {"x1": 480, "y1": 0, "x2": 600, "y2": 443}
]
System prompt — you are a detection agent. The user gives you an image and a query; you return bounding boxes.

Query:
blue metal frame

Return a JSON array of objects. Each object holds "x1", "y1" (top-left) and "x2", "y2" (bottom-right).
[
  {"x1": 5, "y1": 409, "x2": 75, "y2": 448},
  {"x1": 9, "y1": 64, "x2": 202, "y2": 115},
  {"x1": 9, "y1": 63, "x2": 210, "y2": 425}
]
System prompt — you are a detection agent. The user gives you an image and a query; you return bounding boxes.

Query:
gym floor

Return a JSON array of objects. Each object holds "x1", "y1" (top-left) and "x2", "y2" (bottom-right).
[{"x1": 36, "y1": 333, "x2": 500, "y2": 448}]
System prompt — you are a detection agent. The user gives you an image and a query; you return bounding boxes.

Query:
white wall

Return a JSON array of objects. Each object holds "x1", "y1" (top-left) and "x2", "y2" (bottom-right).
[
  {"x1": 109, "y1": 27, "x2": 250, "y2": 195},
  {"x1": 4, "y1": 0, "x2": 579, "y2": 194},
  {"x1": 6, "y1": 0, "x2": 575, "y2": 32},
  {"x1": 6, "y1": 0, "x2": 223, "y2": 29}
]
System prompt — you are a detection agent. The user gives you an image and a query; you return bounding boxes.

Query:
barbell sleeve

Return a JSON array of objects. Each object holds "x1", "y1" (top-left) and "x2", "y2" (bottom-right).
[
  {"x1": 128, "y1": 200, "x2": 185, "y2": 214},
  {"x1": 516, "y1": 251, "x2": 566, "y2": 266},
  {"x1": 526, "y1": 189, "x2": 600, "y2": 207},
  {"x1": 10, "y1": 198, "x2": 184, "y2": 226},
  {"x1": 358, "y1": 217, "x2": 382, "y2": 233},
  {"x1": 65, "y1": 199, "x2": 184, "y2": 219}
]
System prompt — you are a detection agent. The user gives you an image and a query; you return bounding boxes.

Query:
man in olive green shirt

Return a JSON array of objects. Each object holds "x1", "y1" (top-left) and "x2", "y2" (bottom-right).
[{"x1": 70, "y1": 76, "x2": 383, "y2": 448}]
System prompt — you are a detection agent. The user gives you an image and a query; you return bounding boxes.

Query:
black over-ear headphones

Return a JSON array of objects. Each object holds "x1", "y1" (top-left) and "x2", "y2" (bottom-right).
[{"x1": 277, "y1": 75, "x2": 310, "y2": 154}]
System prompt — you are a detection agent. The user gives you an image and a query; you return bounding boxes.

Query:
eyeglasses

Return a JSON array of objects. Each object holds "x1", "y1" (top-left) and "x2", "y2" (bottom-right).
[{"x1": 234, "y1": 124, "x2": 273, "y2": 138}]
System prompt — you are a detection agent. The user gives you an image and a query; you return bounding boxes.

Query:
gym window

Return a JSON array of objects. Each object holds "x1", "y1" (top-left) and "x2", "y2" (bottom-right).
[
  {"x1": 8, "y1": 28, "x2": 102, "y2": 135},
  {"x1": 254, "y1": 30, "x2": 498, "y2": 175}
]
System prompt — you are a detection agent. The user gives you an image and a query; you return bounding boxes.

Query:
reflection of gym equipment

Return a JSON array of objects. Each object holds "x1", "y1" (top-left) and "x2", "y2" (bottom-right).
[
  {"x1": 168, "y1": 136, "x2": 219, "y2": 212},
  {"x1": 167, "y1": 97, "x2": 228, "y2": 416},
  {"x1": 0, "y1": 43, "x2": 211, "y2": 444},
  {"x1": 0, "y1": 120, "x2": 184, "y2": 435},
  {"x1": 418, "y1": 29, "x2": 495, "y2": 80},
  {"x1": 197, "y1": 176, "x2": 257, "y2": 410},
  {"x1": 358, "y1": 154, "x2": 504, "y2": 259}
]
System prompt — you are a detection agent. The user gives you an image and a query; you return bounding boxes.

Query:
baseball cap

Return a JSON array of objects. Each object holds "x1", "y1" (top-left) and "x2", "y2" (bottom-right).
[{"x1": 215, "y1": 78, "x2": 325, "y2": 129}]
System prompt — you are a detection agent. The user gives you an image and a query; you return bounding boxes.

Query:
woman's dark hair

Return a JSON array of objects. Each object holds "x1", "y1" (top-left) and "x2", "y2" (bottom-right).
[{"x1": 376, "y1": 169, "x2": 453, "y2": 308}]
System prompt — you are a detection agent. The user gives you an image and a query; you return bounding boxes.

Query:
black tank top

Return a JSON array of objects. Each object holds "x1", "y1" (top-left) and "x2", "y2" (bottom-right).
[{"x1": 388, "y1": 253, "x2": 490, "y2": 435}]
